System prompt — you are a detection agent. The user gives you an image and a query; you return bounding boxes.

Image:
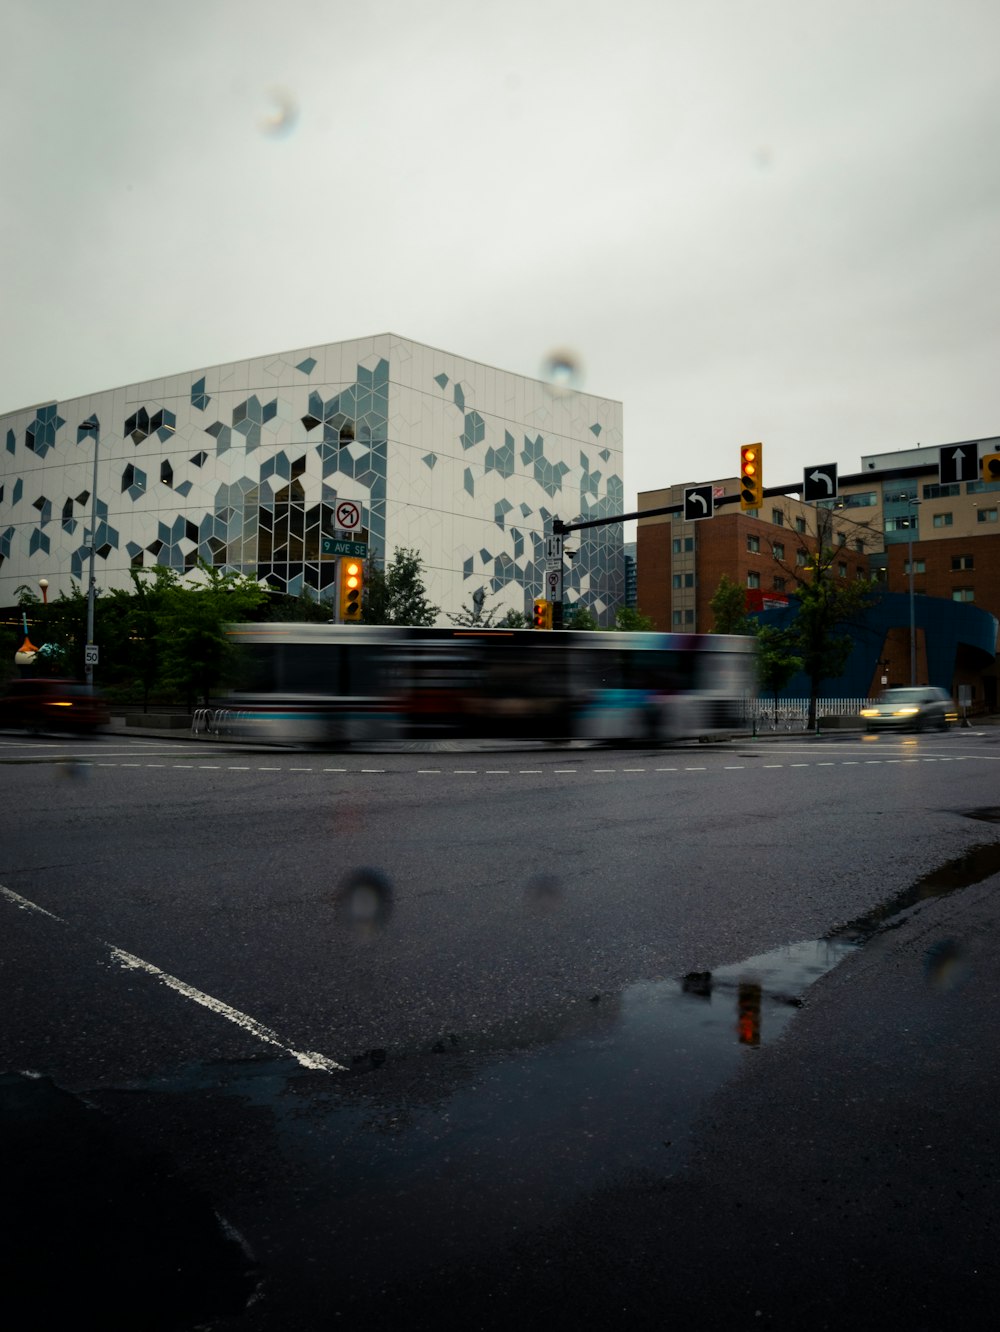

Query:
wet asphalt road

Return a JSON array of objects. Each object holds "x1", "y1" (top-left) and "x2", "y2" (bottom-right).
[{"x1": 1, "y1": 725, "x2": 1000, "y2": 1329}]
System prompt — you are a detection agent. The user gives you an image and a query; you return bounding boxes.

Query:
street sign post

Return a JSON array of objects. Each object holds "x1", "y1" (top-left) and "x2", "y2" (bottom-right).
[
  {"x1": 321, "y1": 538, "x2": 368, "y2": 558},
  {"x1": 939, "y1": 444, "x2": 979, "y2": 485},
  {"x1": 335, "y1": 500, "x2": 362, "y2": 531},
  {"x1": 803, "y1": 465, "x2": 838, "y2": 502},
  {"x1": 683, "y1": 485, "x2": 714, "y2": 521},
  {"x1": 546, "y1": 534, "x2": 563, "y2": 563},
  {"x1": 84, "y1": 645, "x2": 99, "y2": 666}
]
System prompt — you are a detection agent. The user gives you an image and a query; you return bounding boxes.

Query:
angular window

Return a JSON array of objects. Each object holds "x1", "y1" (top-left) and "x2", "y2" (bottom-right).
[{"x1": 160, "y1": 460, "x2": 173, "y2": 487}]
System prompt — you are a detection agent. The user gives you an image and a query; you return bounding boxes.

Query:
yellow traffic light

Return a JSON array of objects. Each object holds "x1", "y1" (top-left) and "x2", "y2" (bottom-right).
[
  {"x1": 532, "y1": 598, "x2": 552, "y2": 630},
  {"x1": 740, "y1": 443, "x2": 763, "y2": 511},
  {"x1": 982, "y1": 451, "x2": 1000, "y2": 485},
  {"x1": 339, "y1": 559, "x2": 363, "y2": 622}
]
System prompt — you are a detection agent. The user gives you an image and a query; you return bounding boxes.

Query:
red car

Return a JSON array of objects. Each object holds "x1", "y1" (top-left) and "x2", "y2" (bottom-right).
[{"x1": 0, "y1": 679, "x2": 111, "y2": 732}]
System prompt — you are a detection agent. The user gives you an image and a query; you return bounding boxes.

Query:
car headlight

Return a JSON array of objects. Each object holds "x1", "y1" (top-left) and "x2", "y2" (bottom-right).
[
  {"x1": 860, "y1": 708, "x2": 878, "y2": 717},
  {"x1": 893, "y1": 706, "x2": 920, "y2": 716}
]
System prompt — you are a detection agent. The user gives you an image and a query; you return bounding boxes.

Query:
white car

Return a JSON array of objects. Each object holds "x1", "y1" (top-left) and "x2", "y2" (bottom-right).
[{"x1": 860, "y1": 687, "x2": 955, "y2": 732}]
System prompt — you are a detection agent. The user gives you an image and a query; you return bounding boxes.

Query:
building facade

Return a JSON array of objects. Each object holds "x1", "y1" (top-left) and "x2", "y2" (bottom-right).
[
  {"x1": 0, "y1": 334, "x2": 624, "y2": 622},
  {"x1": 637, "y1": 438, "x2": 1000, "y2": 707}
]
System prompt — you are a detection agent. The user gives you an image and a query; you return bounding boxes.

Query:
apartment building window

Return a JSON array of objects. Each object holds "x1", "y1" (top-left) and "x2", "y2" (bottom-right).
[
  {"x1": 746, "y1": 534, "x2": 760, "y2": 553},
  {"x1": 747, "y1": 571, "x2": 761, "y2": 589},
  {"x1": 671, "y1": 536, "x2": 695, "y2": 553},
  {"x1": 977, "y1": 508, "x2": 998, "y2": 524},
  {"x1": 966, "y1": 479, "x2": 1000, "y2": 495},
  {"x1": 672, "y1": 572, "x2": 695, "y2": 588},
  {"x1": 772, "y1": 541, "x2": 785, "y2": 560},
  {"x1": 886, "y1": 516, "x2": 917, "y2": 532},
  {"x1": 772, "y1": 508, "x2": 784, "y2": 527},
  {"x1": 838, "y1": 562, "x2": 847, "y2": 577},
  {"x1": 795, "y1": 516, "x2": 806, "y2": 533},
  {"x1": 796, "y1": 549, "x2": 808, "y2": 566},
  {"x1": 951, "y1": 555, "x2": 974, "y2": 570},
  {"x1": 773, "y1": 576, "x2": 786, "y2": 591},
  {"x1": 953, "y1": 588, "x2": 975, "y2": 602},
  {"x1": 923, "y1": 482, "x2": 960, "y2": 499},
  {"x1": 904, "y1": 559, "x2": 926, "y2": 574},
  {"x1": 672, "y1": 610, "x2": 683, "y2": 626},
  {"x1": 854, "y1": 539, "x2": 865, "y2": 552},
  {"x1": 933, "y1": 512, "x2": 953, "y2": 527},
  {"x1": 685, "y1": 609, "x2": 695, "y2": 624}
]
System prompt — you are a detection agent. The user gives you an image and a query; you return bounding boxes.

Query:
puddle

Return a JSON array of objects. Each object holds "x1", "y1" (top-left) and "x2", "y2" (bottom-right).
[{"x1": 19, "y1": 838, "x2": 1000, "y2": 1303}]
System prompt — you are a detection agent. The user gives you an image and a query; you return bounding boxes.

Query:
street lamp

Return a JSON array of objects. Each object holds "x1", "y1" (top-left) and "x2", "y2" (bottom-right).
[
  {"x1": 906, "y1": 498, "x2": 921, "y2": 686},
  {"x1": 78, "y1": 416, "x2": 100, "y2": 690},
  {"x1": 559, "y1": 546, "x2": 577, "y2": 628}
]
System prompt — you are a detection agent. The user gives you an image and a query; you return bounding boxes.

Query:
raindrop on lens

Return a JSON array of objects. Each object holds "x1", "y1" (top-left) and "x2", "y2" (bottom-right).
[
  {"x1": 541, "y1": 348, "x2": 583, "y2": 395},
  {"x1": 924, "y1": 938, "x2": 969, "y2": 992},
  {"x1": 335, "y1": 868, "x2": 394, "y2": 936}
]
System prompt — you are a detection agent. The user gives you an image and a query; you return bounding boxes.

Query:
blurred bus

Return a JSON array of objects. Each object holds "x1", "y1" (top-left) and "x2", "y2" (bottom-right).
[{"x1": 217, "y1": 624, "x2": 756, "y2": 746}]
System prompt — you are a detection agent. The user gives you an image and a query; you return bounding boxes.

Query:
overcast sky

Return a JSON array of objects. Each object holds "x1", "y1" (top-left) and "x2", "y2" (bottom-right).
[{"x1": 3, "y1": 0, "x2": 998, "y2": 519}]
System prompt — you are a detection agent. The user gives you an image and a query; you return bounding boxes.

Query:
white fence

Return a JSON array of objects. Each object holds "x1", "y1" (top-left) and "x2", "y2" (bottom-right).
[{"x1": 742, "y1": 697, "x2": 868, "y2": 730}]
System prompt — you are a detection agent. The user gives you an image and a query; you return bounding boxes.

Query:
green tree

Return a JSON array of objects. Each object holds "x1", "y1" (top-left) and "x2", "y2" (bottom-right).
[
  {"x1": 564, "y1": 605, "x2": 599, "y2": 631},
  {"x1": 785, "y1": 553, "x2": 878, "y2": 729},
  {"x1": 447, "y1": 587, "x2": 528, "y2": 628},
  {"x1": 755, "y1": 623, "x2": 803, "y2": 721},
  {"x1": 261, "y1": 589, "x2": 335, "y2": 623},
  {"x1": 709, "y1": 574, "x2": 753, "y2": 635},
  {"x1": 363, "y1": 547, "x2": 438, "y2": 626},
  {"x1": 613, "y1": 606, "x2": 656, "y2": 632},
  {"x1": 157, "y1": 562, "x2": 268, "y2": 707}
]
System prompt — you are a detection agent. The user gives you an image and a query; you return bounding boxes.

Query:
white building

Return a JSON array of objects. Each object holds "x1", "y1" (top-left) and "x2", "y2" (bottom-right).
[{"x1": 0, "y1": 334, "x2": 624, "y2": 621}]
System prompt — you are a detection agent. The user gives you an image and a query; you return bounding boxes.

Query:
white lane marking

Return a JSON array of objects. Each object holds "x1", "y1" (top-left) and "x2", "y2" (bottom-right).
[
  {"x1": 486, "y1": 769, "x2": 510, "y2": 774},
  {"x1": 0, "y1": 883, "x2": 345, "y2": 1075},
  {"x1": 817, "y1": 762, "x2": 836, "y2": 766},
  {"x1": 289, "y1": 767, "x2": 313, "y2": 772},
  {"x1": 623, "y1": 767, "x2": 646, "y2": 772},
  {"x1": 554, "y1": 769, "x2": 579, "y2": 774},
  {"x1": 520, "y1": 769, "x2": 544, "y2": 774},
  {"x1": 454, "y1": 769, "x2": 478, "y2": 774},
  {"x1": 257, "y1": 766, "x2": 282, "y2": 771},
  {"x1": 108, "y1": 948, "x2": 345, "y2": 1073},
  {"x1": 1, "y1": 884, "x2": 62, "y2": 921},
  {"x1": 685, "y1": 766, "x2": 706, "y2": 771},
  {"x1": 360, "y1": 769, "x2": 385, "y2": 773},
  {"x1": 417, "y1": 769, "x2": 440, "y2": 774},
  {"x1": 791, "y1": 763, "x2": 810, "y2": 768},
  {"x1": 145, "y1": 764, "x2": 166, "y2": 768},
  {"x1": 724, "y1": 765, "x2": 745, "y2": 770},
  {"x1": 199, "y1": 765, "x2": 221, "y2": 770},
  {"x1": 593, "y1": 768, "x2": 616, "y2": 773},
  {"x1": 763, "y1": 764, "x2": 784, "y2": 768},
  {"x1": 323, "y1": 767, "x2": 348, "y2": 772},
  {"x1": 228, "y1": 766, "x2": 251, "y2": 770}
]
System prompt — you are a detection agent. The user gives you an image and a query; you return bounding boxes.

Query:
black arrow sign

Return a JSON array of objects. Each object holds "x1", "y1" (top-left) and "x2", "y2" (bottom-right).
[
  {"x1": 683, "y1": 485, "x2": 714, "y2": 521},
  {"x1": 803, "y1": 464, "x2": 838, "y2": 502}
]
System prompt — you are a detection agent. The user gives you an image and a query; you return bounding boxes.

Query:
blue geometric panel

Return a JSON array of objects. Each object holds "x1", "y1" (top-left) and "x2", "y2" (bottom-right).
[
  {"x1": 126, "y1": 541, "x2": 143, "y2": 558},
  {"x1": 599, "y1": 448, "x2": 611, "y2": 462},
  {"x1": 12, "y1": 479, "x2": 22, "y2": 504},
  {"x1": 434, "y1": 372, "x2": 449, "y2": 390},
  {"x1": 76, "y1": 416, "x2": 100, "y2": 445},
  {"x1": 261, "y1": 452, "x2": 292, "y2": 484},
  {"x1": 6, "y1": 429, "x2": 14, "y2": 454},
  {"x1": 462, "y1": 556, "x2": 474, "y2": 577},
  {"x1": 590, "y1": 423, "x2": 602, "y2": 436},
  {"x1": 422, "y1": 453, "x2": 437, "y2": 469},
  {"x1": 485, "y1": 431, "x2": 515, "y2": 478},
  {"x1": 155, "y1": 409, "x2": 177, "y2": 442},
  {"x1": 122, "y1": 464, "x2": 147, "y2": 501},
  {"x1": 175, "y1": 481, "x2": 193, "y2": 497},
  {"x1": 521, "y1": 433, "x2": 569, "y2": 497},
  {"x1": 206, "y1": 422, "x2": 231, "y2": 455},
  {"x1": 479, "y1": 547, "x2": 491, "y2": 564},
  {"x1": 29, "y1": 529, "x2": 50, "y2": 556},
  {"x1": 125, "y1": 408, "x2": 150, "y2": 444},
  {"x1": 25, "y1": 404, "x2": 65, "y2": 458},
  {"x1": 33, "y1": 496, "x2": 52, "y2": 526},
  {"x1": 494, "y1": 498, "x2": 513, "y2": 528},
  {"x1": 191, "y1": 377, "x2": 210, "y2": 411},
  {"x1": 233, "y1": 395, "x2": 277, "y2": 452},
  {"x1": 454, "y1": 383, "x2": 465, "y2": 411},
  {"x1": 520, "y1": 502, "x2": 532, "y2": 517},
  {"x1": 296, "y1": 357, "x2": 317, "y2": 375},
  {"x1": 464, "y1": 467, "x2": 475, "y2": 498},
  {"x1": 462, "y1": 410, "x2": 485, "y2": 450},
  {"x1": 1, "y1": 526, "x2": 16, "y2": 558},
  {"x1": 191, "y1": 452, "x2": 208, "y2": 467},
  {"x1": 512, "y1": 528, "x2": 524, "y2": 560}
]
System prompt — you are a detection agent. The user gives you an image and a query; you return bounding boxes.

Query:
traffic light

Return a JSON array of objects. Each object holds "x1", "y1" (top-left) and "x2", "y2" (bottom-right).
[
  {"x1": 532, "y1": 598, "x2": 552, "y2": 630},
  {"x1": 339, "y1": 559, "x2": 363, "y2": 622},
  {"x1": 739, "y1": 443, "x2": 763, "y2": 511},
  {"x1": 982, "y1": 451, "x2": 1000, "y2": 484}
]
